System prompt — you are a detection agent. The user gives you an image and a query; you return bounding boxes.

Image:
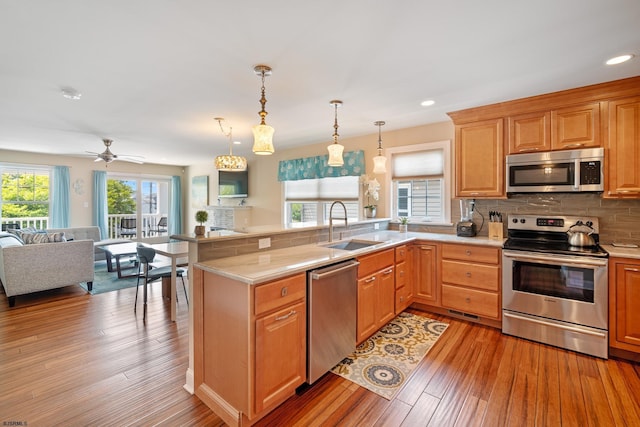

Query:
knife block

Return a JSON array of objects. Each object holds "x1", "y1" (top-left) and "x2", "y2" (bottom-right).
[{"x1": 488, "y1": 222, "x2": 504, "y2": 240}]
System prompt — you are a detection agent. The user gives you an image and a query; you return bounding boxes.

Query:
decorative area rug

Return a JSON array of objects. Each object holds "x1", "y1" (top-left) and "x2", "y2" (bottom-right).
[
  {"x1": 331, "y1": 312, "x2": 449, "y2": 400},
  {"x1": 80, "y1": 261, "x2": 139, "y2": 295}
]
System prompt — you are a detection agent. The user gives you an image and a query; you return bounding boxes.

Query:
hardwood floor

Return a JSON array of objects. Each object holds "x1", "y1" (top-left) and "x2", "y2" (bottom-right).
[{"x1": 1, "y1": 284, "x2": 639, "y2": 426}]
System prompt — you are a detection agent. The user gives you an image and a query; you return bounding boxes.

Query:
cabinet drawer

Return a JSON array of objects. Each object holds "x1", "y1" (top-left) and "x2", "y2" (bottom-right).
[
  {"x1": 442, "y1": 244, "x2": 499, "y2": 264},
  {"x1": 395, "y1": 245, "x2": 407, "y2": 263},
  {"x1": 358, "y1": 249, "x2": 394, "y2": 278},
  {"x1": 395, "y1": 285, "x2": 411, "y2": 314},
  {"x1": 255, "y1": 273, "x2": 306, "y2": 316},
  {"x1": 441, "y1": 260, "x2": 499, "y2": 291},
  {"x1": 441, "y1": 284, "x2": 500, "y2": 319}
]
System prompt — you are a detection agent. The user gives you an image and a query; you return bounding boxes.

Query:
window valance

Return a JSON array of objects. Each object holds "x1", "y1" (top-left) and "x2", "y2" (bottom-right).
[{"x1": 277, "y1": 150, "x2": 365, "y2": 181}]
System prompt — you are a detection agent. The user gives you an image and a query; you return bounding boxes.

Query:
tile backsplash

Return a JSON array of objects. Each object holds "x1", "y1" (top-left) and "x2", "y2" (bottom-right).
[{"x1": 463, "y1": 194, "x2": 640, "y2": 245}]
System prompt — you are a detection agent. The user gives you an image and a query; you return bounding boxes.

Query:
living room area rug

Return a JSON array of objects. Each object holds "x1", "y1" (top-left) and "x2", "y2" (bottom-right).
[
  {"x1": 80, "y1": 260, "x2": 139, "y2": 295},
  {"x1": 331, "y1": 312, "x2": 449, "y2": 400}
]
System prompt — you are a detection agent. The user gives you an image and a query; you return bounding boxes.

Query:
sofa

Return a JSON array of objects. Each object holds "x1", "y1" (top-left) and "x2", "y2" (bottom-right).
[
  {"x1": 45, "y1": 226, "x2": 130, "y2": 261},
  {"x1": 0, "y1": 231, "x2": 94, "y2": 307}
]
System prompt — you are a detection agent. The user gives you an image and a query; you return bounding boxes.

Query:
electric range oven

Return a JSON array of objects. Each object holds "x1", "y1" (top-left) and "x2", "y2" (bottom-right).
[{"x1": 502, "y1": 214, "x2": 609, "y2": 358}]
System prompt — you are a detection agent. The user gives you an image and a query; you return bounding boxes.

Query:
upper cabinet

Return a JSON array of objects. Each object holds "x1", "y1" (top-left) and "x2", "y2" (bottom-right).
[
  {"x1": 606, "y1": 96, "x2": 640, "y2": 198},
  {"x1": 508, "y1": 103, "x2": 601, "y2": 154},
  {"x1": 449, "y1": 76, "x2": 640, "y2": 199},
  {"x1": 455, "y1": 118, "x2": 505, "y2": 198}
]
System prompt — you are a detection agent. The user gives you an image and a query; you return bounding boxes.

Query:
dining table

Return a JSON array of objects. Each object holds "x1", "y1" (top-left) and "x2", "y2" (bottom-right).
[{"x1": 150, "y1": 241, "x2": 189, "y2": 321}]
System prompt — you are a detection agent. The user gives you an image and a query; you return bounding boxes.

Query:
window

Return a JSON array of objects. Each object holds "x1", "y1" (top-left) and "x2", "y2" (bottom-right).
[
  {"x1": 0, "y1": 166, "x2": 50, "y2": 229},
  {"x1": 106, "y1": 174, "x2": 171, "y2": 239},
  {"x1": 387, "y1": 141, "x2": 451, "y2": 224},
  {"x1": 284, "y1": 175, "x2": 360, "y2": 225}
]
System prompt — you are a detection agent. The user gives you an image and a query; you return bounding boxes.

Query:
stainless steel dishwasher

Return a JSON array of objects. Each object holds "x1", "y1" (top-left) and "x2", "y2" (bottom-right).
[{"x1": 307, "y1": 259, "x2": 359, "y2": 384}]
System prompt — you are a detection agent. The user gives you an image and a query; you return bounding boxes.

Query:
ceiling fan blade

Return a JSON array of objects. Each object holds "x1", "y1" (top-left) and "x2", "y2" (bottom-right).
[{"x1": 117, "y1": 156, "x2": 145, "y2": 164}]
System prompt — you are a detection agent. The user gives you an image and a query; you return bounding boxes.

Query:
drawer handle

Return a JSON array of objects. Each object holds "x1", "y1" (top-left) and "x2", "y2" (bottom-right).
[
  {"x1": 624, "y1": 268, "x2": 640, "y2": 272},
  {"x1": 383, "y1": 268, "x2": 394, "y2": 275},
  {"x1": 466, "y1": 272, "x2": 471, "y2": 277},
  {"x1": 275, "y1": 310, "x2": 297, "y2": 321},
  {"x1": 365, "y1": 276, "x2": 376, "y2": 283},
  {"x1": 563, "y1": 143, "x2": 585, "y2": 148},
  {"x1": 466, "y1": 250, "x2": 472, "y2": 256},
  {"x1": 465, "y1": 297, "x2": 471, "y2": 303},
  {"x1": 281, "y1": 287, "x2": 288, "y2": 297}
]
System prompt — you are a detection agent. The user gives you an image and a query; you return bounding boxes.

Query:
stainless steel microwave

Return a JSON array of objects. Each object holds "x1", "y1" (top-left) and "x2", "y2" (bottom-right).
[{"x1": 506, "y1": 147, "x2": 604, "y2": 193}]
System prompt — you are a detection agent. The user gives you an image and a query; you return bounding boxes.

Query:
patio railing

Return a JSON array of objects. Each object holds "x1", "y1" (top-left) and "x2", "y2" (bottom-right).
[{"x1": 1, "y1": 214, "x2": 167, "y2": 239}]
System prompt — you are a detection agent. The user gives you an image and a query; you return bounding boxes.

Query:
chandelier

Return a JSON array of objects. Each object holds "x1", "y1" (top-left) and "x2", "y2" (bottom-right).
[
  {"x1": 372, "y1": 121, "x2": 387, "y2": 174},
  {"x1": 252, "y1": 65, "x2": 275, "y2": 155},
  {"x1": 327, "y1": 100, "x2": 344, "y2": 167},
  {"x1": 214, "y1": 118, "x2": 247, "y2": 171}
]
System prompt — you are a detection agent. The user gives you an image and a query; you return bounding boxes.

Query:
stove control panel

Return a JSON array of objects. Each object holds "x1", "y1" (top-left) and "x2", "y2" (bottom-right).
[{"x1": 536, "y1": 218, "x2": 564, "y2": 227}]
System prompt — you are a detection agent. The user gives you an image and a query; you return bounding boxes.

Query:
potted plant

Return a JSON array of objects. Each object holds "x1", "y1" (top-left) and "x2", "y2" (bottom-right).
[
  {"x1": 194, "y1": 210, "x2": 208, "y2": 236},
  {"x1": 398, "y1": 217, "x2": 409, "y2": 233},
  {"x1": 361, "y1": 175, "x2": 380, "y2": 218}
]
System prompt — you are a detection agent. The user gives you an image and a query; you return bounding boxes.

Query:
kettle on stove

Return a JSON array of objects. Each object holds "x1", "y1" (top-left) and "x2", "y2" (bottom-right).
[{"x1": 567, "y1": 221, "x2": 596, "y2": 247}]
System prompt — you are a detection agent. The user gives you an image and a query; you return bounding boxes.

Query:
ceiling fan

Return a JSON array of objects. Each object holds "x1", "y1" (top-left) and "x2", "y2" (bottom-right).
[{"x1": 87, "y1": 139, "x2": 145, "y2": 164}]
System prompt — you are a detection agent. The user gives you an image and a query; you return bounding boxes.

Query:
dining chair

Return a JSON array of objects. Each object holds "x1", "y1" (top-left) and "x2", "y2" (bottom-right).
[
  {"x1": 149, "y1": 216, "x2": 168, "y2": 236},
  {"x1": 134, "y1": 244, "x2": 187, "y2": 321}
]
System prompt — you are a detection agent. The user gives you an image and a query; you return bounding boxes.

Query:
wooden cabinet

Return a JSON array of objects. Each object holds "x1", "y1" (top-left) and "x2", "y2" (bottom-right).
[
  {"x1": 455, "y1": 118, "x2": 505, "y2": 198},
  {"x1": 609, "y1": 258, "x2": 640, "y2": 354},
  {"x1": 394, "y1": 245, "x2": 412, "y2": 314},
  {"x1": 606, "y1": 96, "x2": 640, "y2": 198},
  {"x1": 551, "y1": 102, "x2": 601, "y2": 150},
  {"x1": 507, "y1": 103, "x2": 601, "y2": 154},
  {"x1": 356, "y1": 249, "x2": 395, "y2": 344},
  {"x1": 194, "y1": 270, "x2": 306, "y2": 426},
  {"x1": 254, "y1": 276, "x2": 307, "y2": 413},
  {"x1": 439, "y1": 244, "x2": 501, "y2": 320},
  {"x1": 411, "y1": 243, "x2": 438, "y2": 305},
  {"x1": 508, "y1": 111, "x2": 551, "y2": 154}
]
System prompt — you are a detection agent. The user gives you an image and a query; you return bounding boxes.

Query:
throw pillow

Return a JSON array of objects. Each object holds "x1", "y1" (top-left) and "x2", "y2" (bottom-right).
[
  {"x1": 21, "y1": 232, "x2": 51, "y2": 244},
  {"x1": 47, "y1": 232, "x2": 66, "y2": 242}
]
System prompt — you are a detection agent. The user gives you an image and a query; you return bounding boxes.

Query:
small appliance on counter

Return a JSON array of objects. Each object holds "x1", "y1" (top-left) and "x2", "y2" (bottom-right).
[{"x1": 456, "y1": 199, "x2": 477, "y2": 237}]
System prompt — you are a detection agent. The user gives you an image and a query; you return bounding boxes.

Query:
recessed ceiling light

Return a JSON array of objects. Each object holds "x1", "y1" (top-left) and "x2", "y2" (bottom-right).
[
  {"x1": 233, "y1": 141, "x2": 241, "y2": 145},
  {"x1": 606, "y1": 54, "x2": 634, "y2": 65},
  {"x1": 421, "y1": 99, "x2": 435, "y2": 107},
  {"x1": 61, "y1": 86, "x2": 82, "y2": 100}
]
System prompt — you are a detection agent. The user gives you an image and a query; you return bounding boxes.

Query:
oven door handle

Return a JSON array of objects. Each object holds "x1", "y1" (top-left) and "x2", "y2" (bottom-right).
[
  {"x1": 503, "y1": 312, "x2": 607, "y2": 338},
  {"x1": 503, "y1": 251, "x2": 608, "y2": 268}
]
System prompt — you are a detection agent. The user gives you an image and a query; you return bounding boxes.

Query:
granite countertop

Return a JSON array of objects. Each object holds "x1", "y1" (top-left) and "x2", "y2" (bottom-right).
[
  {"x1": 601, "y1": 244, "x2": 640, "y2": 259},
  {"x1": 195, "y1": 230, "x2": 504, "y2": 285}
]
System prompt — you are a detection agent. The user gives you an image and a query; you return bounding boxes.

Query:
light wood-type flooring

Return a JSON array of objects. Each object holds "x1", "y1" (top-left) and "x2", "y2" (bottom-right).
[{"x1": 1, "y1": 282, "x2": 639, "y2": 426}]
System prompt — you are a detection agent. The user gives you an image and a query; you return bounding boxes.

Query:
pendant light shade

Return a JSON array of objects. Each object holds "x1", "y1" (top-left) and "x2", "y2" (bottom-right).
[
  {"x1": 214, "y1": 118, "x2": 247, "y2": 171},
  {"x1": 252, "y1": 65, "x2": 275, "y2": 155},
  {"x1": 372, "y1": 120, "x2": 387, "y2": 174},
  {"x1": 327, "y1": 100, "x2": 344, "y2": 167}
]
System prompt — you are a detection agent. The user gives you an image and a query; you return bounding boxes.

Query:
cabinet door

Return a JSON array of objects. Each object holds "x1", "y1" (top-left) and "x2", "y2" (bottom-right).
[
  {"x1": 378, "y1": 267, "x2": 396, "y2": 326},
  {"x1": 615, "y1": 263, "x2": 640, "y2": 349},
  {"x1": 255, "y1": 301, "x2": 306, "y2": 413},
  {"x1": 508, "y1": 111, "x2": 551, "y2": 154},
  {"x1": 606, "y1": 96, "x2": 640, "y2": 198},
  {"x1": 551, "y1": 102, "x2": 601, "y2": 150},
  {"x1": 455, "y1": 118, "x2": 505, "y2": 198},
  {"x1": 357, "y1": 274, "x2": 378, "y2": 344},
  {"x1": 413, "y1": 244, "x2": 438, "y2": 304}
]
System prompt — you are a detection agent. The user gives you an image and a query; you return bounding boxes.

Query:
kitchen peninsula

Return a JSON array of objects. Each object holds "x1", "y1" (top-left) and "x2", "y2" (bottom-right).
[{"x1": 174, "y1": 223, "x2": 503, "y2": 426}]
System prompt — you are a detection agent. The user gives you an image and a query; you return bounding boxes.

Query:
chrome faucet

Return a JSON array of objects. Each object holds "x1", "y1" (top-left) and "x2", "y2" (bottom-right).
[{"x1": 328, "y1": 201, "x2": 347, "y2": 242}]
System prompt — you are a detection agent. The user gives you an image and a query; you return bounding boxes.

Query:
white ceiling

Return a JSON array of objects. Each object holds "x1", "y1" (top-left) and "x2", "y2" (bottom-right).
[{"x1": 1, "y1": 0, "x2": 639, "y2": 166}]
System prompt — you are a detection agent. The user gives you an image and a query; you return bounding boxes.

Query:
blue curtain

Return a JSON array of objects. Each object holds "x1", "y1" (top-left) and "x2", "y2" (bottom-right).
[
  {"x1": 50, "y1": 166, "x2": 70, "y2": 228},
  {"x1": 170, "y1": 176, "x2": 182, "y2": 236},
  {"x1": 93, "y1": 171, "x2": 108, "y2": 239},
  {"x1": 277, "y1": 150, "x2": 365, "y2": 181}
]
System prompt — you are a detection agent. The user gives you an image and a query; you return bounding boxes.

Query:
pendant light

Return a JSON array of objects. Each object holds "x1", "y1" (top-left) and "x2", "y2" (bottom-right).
[
  {"x1": 214, "y1": 118, "x2": 247, "y2": 171},
  {"x1": 252, "y1": 65, "x2": 275, "y2": 155},
  {"x1": 327, "y1": 100, "x2": 344, "y2": 167},
  {"x1": 372, "y1": 121, "x2": 387, "y2": 174}
]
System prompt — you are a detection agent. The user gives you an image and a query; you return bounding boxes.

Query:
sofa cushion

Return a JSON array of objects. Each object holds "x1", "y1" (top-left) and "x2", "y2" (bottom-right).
[
  {"x1": 17, "y1": 231, "x2": 66, "y2": 245},
  {"x1": 0, "y1": 232, "x2": 24, "y2": 248}
]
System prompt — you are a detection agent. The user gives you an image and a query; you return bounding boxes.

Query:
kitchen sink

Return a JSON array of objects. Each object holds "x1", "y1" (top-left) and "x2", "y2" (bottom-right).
[{"x1": 321, "y1": 239, "x2": 381, "y2": 251}]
